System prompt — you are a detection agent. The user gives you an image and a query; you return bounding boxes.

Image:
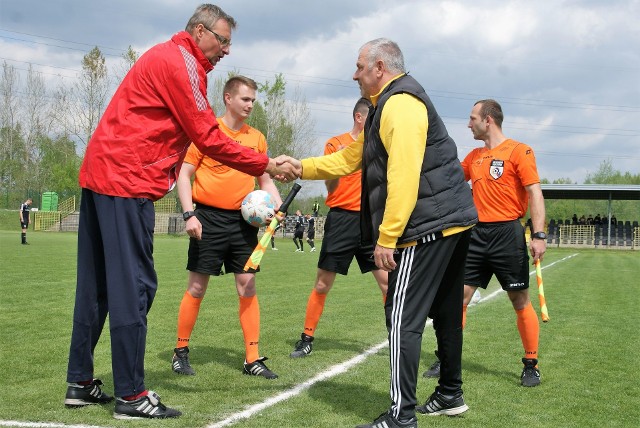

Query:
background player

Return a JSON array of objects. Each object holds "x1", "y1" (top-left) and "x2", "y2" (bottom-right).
[
  {"x1": 290, "y1": 98, "x2": 388, "y2": 359},
  {"x1": 305, "y1": 213, "x2": 316, "y2": 252},
  {"x1": 172, "y1": 75, "x2": 283, "y2": 380},
  {"x1": 19, "y1": 197, "x2": 32, "y2": 245},
  {"x1": 293, "y1": 210, "x2": 305, "y2": 252}
]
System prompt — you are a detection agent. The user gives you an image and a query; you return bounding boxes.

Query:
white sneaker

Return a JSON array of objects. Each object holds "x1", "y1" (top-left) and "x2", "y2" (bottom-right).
[
  {"x1": 310, "y1": 247, "x2": 316, "y2": 252},
  {"x1": 272, "y1": 247, "x2": 278, "y2": 251},
  {"x1": 295, "y1": 249, "x2": 303, "y2": 252}
]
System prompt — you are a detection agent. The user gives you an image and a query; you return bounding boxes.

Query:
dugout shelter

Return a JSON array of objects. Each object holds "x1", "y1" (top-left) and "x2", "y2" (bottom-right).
[{"x1": 541, "y1": 184, "x2": 640, "y2": 248}]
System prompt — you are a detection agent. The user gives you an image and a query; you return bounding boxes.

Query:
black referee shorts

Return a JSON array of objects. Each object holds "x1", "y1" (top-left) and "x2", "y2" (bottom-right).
[
  {"x1": 465, "y1": 220, "x2": 530, "y2": 290},
  {"x1": 187, "y1": 205, "x2": 259, "y2": 275},
  {"x1": 318, "y1": 208, "x2": 377, "y2": 275}
]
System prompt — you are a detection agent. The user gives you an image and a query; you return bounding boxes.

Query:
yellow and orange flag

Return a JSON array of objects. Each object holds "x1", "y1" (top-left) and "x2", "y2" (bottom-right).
[
  {"x1": 243, "y1": 183, "x2": 301, "y2": 272},
  {"x1": 535, "y1": 260, "x2": 550, "y2": 322}
]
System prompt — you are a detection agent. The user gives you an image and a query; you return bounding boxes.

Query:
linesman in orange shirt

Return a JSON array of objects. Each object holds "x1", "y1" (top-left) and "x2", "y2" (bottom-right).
[
  {"x1": 426, "y1": 99, "x2": 546, "y2": 387},
  {"x1": 289, "y1": 98, "x2": 388, "y2": 358},
  {"x1": 172, "y1": 75, "x2": 283, "y2": 379}
]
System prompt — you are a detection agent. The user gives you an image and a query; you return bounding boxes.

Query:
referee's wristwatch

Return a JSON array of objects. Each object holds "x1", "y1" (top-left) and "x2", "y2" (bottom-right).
[
  {"x1": 531, "y1": 231, "x2": 547, "y2": 240},
  {"x1": 183, "y1": 211, "x2": 196, "y2": 221}
]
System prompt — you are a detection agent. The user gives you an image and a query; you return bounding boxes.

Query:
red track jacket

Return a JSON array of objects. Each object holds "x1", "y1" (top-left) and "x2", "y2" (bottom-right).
[{"x1": 79, "y1": 31, "x2": 268, "y2": 201}]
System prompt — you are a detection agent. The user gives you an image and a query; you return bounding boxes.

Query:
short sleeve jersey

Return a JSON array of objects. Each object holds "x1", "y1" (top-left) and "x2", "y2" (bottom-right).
[
  {"x1": 324, "y1": 133, "x2": 362, "y2": 211},
  {"x1": 185, "y1": 121, "x2": 267, "y2": 210},
  {"x1": 461, "y1": 139, "x2": 540, "y2": 222}
]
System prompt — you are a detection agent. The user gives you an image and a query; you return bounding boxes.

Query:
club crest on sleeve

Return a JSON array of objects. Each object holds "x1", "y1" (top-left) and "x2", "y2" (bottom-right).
[{"x1": 490, "y1": 159, "x2": 504, "y2": 179}]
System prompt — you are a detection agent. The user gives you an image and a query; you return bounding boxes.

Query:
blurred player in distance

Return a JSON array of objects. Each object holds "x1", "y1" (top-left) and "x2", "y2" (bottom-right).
[
  {"x1": 293, "y1": 210, "x2": 305, "y2": 252},
  {"x1": 19, "y1": 198, "x2": 32, "y2": 245},
  {"x1": 290, "y1": 97, "x2": 388, "y2": 359},
  {"x1": 305, "y1": 214, "x2": 316, "y2": 252},
  {"x1": 172, "y1": 75, "x2": 283, "y2": 380}
]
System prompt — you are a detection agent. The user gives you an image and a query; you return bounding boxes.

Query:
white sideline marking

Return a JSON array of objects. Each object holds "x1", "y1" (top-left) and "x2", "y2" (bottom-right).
[
  {"x1": 1, "y1": 253, "x2": 578, "y2": 428},
  {"x1": 208, "y1": 253, "x2": 578, "y2": 428}
]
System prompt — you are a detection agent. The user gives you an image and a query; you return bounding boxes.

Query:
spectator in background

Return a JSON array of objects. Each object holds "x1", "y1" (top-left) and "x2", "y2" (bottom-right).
[
  {"x1": 594, "y1": 214, "x2": 601, "y2": 225},
  {"x1": 312, "y1": 200, "x2": 320, "y2": 217},
  {"x1": 579, "y1": 215, "x2": 586, "y2": 225},
  {"x1": 571, "y1": 214, "x2": 578, "y2": 225},
  {"x1": 611, "y1": 215, "x2": 617, "y2": 226},
  {"x1": 587, "y1": 214, "x2": 593, "y2": 225}
]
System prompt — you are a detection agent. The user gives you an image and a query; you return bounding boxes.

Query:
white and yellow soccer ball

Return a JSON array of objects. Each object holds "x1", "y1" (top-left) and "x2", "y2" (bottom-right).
[{"x1": 241, "y1": 190, "x2": 276, "y2": 228}]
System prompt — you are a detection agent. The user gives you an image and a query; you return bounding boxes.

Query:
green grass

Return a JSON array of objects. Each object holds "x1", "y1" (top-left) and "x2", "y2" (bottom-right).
[{"x1": 0, "y1": 231, "x2": 639, "y2": 427}]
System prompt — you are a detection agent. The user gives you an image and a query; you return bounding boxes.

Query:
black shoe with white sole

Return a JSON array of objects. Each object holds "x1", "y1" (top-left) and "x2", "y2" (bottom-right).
[
  {"x1": 113, "y1": 391, "x2": 181, "y2": 419},
  {"x1": 64, "y1": 378, "x2": 114, "y2": 408},
  {"x1": 243, "y1": 356, "x2": 278, "y2": 379},
  {"x1": 416, "y1": 390, "x2": 469, "y2": 416}
]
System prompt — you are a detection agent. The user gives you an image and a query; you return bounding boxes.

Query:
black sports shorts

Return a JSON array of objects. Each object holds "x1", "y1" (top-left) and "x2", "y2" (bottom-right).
[
  {"x1": 187, "y1": 205, "x2": 259, "y2": 275},
  {"x1": 464, "y1": 220, "x2": 530, "y2": 290},
  {"x1": 318, "y1": 208, "x2": 377, "y2": 276}
]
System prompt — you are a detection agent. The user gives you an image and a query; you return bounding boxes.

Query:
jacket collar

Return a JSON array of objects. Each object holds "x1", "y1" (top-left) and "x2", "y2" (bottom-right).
[{"x1": 171, "y1": 31, "x2": 214, "y2": 73}]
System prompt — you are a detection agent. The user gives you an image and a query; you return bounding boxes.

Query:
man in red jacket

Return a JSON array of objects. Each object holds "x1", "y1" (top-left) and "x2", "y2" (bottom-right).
[{"x1": 64, "y1": 4, "x2": 297, "y2": 420}]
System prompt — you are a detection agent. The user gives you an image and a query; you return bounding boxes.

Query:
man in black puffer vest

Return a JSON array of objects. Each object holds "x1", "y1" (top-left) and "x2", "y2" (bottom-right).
[{"x1": 297, "y1": 38, "x2": 478, "y2": 428}]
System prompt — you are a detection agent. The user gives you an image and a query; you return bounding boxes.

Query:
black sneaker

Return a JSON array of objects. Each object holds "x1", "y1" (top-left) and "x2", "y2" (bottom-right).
[
  {"x1": 243, "y1": 357, "x2": 278, "y2": 379},
  {"x1": 113, "y1": 391, "x2": 181, "y2": 419},
  {"x1": 422, "y1": 350, "x2": 440, "y2": 378},
  {"x1": 521, "y1": 358, "x2": 541, "y2": 387},
  {"x1": 290, "y1": 333, "x2": 313, "y2": 358},
  {"x1": 416, "y1": 390, "x2": 469, "y2": 416},
  {"x1": 172, "y1": 347, "x2": 195, "y2": 375},
  {"x1": 64, "y1": 378, "x2": 114, "y2": 407},
  {"x1": 356, "y1": 411, "x2": 417, "y2": 428}
]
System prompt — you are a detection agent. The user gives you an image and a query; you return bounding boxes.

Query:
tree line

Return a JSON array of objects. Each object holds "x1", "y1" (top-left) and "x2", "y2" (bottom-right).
[{"x1": 0, "y1": 46, "x2": 315, "y2": 209}]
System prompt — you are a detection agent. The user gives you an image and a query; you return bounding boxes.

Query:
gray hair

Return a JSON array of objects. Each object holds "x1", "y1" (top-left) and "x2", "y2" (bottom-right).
[
  {"x1": 360, "y1": 38, "x2": 405, "y2": 74},
  {"x1": 185, "y1": 4, "x2": 237, "y2": 33}
]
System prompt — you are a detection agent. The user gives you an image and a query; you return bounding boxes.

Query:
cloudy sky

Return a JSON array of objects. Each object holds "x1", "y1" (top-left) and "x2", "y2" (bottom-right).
[{"x1": 1, "y1": 0, "x2": 639, "y2": 194}]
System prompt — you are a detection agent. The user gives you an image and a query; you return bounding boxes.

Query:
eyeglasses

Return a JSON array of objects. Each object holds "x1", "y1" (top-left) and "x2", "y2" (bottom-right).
[{"x1": 202, "y1": 24, "x2": 232, "y2": 47}]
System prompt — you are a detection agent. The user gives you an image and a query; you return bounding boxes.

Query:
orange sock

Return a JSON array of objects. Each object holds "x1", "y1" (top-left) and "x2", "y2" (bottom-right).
[
  {"x1": 302, "y1": 289, "x2": 327, "y2": 337},
  {"x1": 516, "y1": 301, "x2": 540, "y2": 360},
  {"x1": 176, "y1": 291, "x2": 203, "y2": 349},
  {"x1": 239, "y1": 295, "x2": 260, "y2": 363},
  {"x1": 382, "y1": 291, "x2": 387, "y2": 304},
  {"x1": 462, "y1": 305, "x2": 468, "y2": 329}
]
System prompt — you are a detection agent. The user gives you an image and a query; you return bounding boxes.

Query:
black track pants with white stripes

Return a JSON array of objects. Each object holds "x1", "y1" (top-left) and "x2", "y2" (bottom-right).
[{"x1": 384, "y1": 229, "x2": 471, "y2": 421}]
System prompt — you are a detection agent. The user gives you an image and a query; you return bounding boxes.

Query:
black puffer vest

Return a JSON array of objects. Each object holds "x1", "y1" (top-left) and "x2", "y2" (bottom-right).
[{"x1": 361, "y1": 74, "x2": 478, "y2": 246}]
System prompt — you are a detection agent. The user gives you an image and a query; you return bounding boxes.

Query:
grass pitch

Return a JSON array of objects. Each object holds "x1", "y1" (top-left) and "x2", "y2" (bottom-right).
[{"x1": 0, "y1": 230, "x2": 638, "y2": 427}]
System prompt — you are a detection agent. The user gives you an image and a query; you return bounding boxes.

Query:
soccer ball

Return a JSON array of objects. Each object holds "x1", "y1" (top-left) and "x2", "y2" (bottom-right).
[{"x1": 241, "y1": 190, "x2": 276, "y2": 228}]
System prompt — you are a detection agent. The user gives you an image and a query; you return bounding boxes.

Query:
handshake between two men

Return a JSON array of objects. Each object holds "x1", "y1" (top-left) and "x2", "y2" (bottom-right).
[{"x1": 266, "y1": 155, "x2": 303, "y2": 183}]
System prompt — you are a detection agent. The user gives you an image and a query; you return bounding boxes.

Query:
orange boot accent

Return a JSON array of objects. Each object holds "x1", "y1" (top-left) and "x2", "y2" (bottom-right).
[
  {"x1": 516, "y1": 301, "x2": 540, "y2": 360},
  {"x1": 176, "y1": 291, "x2": 203, "y2": 349},
  {"x1": 302, "y1": 289, "x2": 328, "y2": 337},
  {"x1": 239, "y1": 295, "x2": 260, "y2": 363}
]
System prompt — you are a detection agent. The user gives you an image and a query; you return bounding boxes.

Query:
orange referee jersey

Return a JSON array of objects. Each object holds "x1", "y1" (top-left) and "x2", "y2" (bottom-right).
[
  {"x1": 323, "y1": 132, "x2": 362, "y2": 211},
  {"x1": 461, "y1": 139, "x2": 540, "y2": 223},
  {"x1": 186, "y1": 121, "x2": 267, "y2": 210}
]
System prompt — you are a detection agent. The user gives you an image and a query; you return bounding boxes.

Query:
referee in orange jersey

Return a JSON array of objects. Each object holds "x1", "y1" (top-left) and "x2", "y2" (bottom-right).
[
  {"x1": 426, "y1": 99, "x2": 546, "y2": 387},
  {"x1": 289, "y1": 98, "x2": 388, "y2": 359},
  {"x1": 172, "y1": 76, "x2": 283, "y2": 380}
]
